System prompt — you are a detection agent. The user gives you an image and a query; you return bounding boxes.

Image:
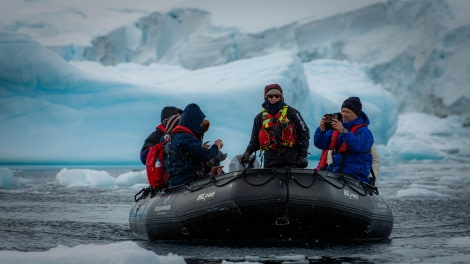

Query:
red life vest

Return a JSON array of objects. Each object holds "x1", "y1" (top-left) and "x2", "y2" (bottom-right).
[
  {"x1": 316, "y1": 124, "x2": 367, "y2": 170},
  {"x1": 258, "y1": 106, "x2": 296, "y2": 151}
]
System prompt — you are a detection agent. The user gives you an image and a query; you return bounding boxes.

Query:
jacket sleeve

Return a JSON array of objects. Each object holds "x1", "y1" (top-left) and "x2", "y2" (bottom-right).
[
  {"x1": 245, "y1": 113, "x2": 262, "y2": 154},
  {"x1": 184, "y1": 135, "x2": 219, "y2": 162},
  {"x1": 314, "y1": 127, "x2": 333, "y2": 150},
  {"x1": 289, "y1": 107, "x2": 310, "y2": 156},
  {"x1": 141, "y1": 129, "x2": 164, "y2": 153},
  {"x1": 140, "y1": 129, "x2": 164, "y2": 164}
]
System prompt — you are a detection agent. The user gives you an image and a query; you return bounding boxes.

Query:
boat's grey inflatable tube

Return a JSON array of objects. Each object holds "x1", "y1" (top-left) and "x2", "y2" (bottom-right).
[{"x1": 129, "y1": 168, "x2": 393, "y2": 241}]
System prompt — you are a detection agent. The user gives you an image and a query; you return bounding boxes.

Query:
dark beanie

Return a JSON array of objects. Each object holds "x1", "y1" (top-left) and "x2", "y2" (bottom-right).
[
  {"x1": 342, "y1": 97, "x2": 362, "y2": 116},
  {"x1": 161, "y1": 106, "x2": 183, "y2": 124},
  {"x1": 264, "y1": 84, "x2": 283, "y2": 98}
]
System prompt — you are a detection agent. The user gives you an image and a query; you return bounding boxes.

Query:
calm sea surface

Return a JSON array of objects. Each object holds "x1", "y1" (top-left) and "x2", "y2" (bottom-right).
[{"x1": 1, "y1": 159, "x2": 469, "y2": 264}]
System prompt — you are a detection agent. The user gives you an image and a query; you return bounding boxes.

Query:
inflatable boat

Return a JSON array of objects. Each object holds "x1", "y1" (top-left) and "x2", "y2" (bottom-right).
[{"x1": 129, "y1": 168, "x2": 393, "y2": 241}]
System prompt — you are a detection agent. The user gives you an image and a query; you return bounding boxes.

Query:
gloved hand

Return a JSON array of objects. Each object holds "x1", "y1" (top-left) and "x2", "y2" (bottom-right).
[
  {"x1": 297, "y1": 155, "x2": 308, "y2": 168},
  {"x1": 240, "y1": 151, "x2": 252, "y2": 164}
]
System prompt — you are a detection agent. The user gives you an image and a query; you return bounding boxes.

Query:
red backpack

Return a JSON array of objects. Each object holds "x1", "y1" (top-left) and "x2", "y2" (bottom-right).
[{"x1": 145, "y1": 136, "x2": 170, "y2": 189}]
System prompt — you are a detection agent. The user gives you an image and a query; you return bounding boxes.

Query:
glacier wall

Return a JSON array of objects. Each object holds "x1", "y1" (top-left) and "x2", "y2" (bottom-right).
[
  {"x1": 65, "y1": 1, "x2": 470, "y2": 124},
  {"x1": 0, "y1": 28, "x2": 398, "y2": 163}
]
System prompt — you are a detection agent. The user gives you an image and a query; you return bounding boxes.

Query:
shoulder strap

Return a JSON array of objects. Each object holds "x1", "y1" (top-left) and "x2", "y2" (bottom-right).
[
  {"x1": 328, "y1": 130, "x2": 340, "y2": 150},
  {"x1": 337, "y1": 124, "x2": 368, "y2": 152},
  {"x1": 325, "y1": 123, "x2": 370, "y2": 155},
  {"x1": 280, "y1": 105, "x2": 288, "y2": 120},
  {"x1": 350, "y1": 123, "x2": 367, "y2": 133},
  {"x1": 172, "y1": 125, "x2": 197, "y2": 138},
  {"x1": 337, "y1": 123, "x2": 369, "y2": 173},
  {"x1": 317, "y1": 149, "x2": 329, "y2": 170},
  {"x1": 369, "y1": 168, "x2": 376, "y2": 186},
  {"x1": 167, "y1": 125, "x2": 198, "y2": 164}
]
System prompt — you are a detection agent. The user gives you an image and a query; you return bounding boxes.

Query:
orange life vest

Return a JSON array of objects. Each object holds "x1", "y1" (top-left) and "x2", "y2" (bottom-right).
[
  {"x1": 317, "y1": 123, "x2": 367, "y2": 170},
  {"x1": 258, "y1": 106, "x2": 296, "y2": 151}
]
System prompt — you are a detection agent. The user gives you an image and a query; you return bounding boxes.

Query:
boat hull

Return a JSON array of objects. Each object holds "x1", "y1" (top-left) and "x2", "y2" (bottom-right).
[{"x1": 129, "y1": 168, "x2": 393, "y2": 241}]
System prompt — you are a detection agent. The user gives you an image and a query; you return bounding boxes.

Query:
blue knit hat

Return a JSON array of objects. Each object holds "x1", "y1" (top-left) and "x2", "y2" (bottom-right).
[{"x1": 341, "y1": 97, "x2": 362, "y2": 116}]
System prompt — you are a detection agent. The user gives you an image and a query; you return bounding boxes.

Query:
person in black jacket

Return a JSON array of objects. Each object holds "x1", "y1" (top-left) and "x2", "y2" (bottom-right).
[
  {"x1": 241, "y1": 84, "x2": 310, "y2": 168},
  {"x1": 139, "y1": 106, "x2": 183, "y2": 164}
]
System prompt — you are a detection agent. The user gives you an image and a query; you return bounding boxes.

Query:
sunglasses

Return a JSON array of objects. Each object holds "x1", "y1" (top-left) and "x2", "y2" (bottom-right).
[{"x1": 267, "y1": 94, "x2": 281, "y2": 99}]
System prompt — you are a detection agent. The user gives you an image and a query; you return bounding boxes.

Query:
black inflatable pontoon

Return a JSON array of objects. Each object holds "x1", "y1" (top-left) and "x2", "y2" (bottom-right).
[{"x1": 129, "y1": 168, "x2": 393, "y2": 241}]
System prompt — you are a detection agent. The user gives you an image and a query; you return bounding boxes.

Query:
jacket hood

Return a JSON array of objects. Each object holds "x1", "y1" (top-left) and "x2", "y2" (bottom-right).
[
  {"x1": 161, "y1": 106, "x2": 183, "y2": 124},
  {"x1": 180, "y1": 103, "x2": 206, "y2": 137}
]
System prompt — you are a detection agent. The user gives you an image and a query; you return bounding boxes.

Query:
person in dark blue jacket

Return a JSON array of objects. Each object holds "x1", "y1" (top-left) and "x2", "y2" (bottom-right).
[
  {"x1": 314, "y1": 97, "x2": 374, "y2": 183},
  {"x1": 166, "y1": 103, "x2": 224, "y2": 187}
]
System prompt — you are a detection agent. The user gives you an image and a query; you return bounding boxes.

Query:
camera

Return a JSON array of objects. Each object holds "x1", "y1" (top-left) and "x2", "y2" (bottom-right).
[{"x1": 324, "y1": 113, "x2": 342, "y2": 130}]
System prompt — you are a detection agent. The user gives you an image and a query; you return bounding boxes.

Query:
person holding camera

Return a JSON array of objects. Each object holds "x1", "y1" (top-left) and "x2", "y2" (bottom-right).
[
  {"x1": 241, "y1": 84, "x2": 310, "y2": 168},
  {"x1": 314, "y1": 97, "x2": 374, "y2": 183}
]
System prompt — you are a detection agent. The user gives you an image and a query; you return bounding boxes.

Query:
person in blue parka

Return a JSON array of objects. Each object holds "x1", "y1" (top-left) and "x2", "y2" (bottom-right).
[
  {"x1": 165, "y1": 103, "x2": 224, "y2": 187},
  {"x1": 314, "y1": 97, "x2": 374, "y2": 183}
]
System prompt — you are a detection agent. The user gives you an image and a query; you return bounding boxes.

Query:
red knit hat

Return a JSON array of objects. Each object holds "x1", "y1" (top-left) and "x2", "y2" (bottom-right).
[{"x1": 264, "y1": 84, "x2": 283, "y2": 98}]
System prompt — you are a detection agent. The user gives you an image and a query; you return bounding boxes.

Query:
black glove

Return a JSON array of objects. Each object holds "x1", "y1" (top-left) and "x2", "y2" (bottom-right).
[
  {"x1": 209, "y1": 151, "x2": 227, "y2": 166},
  {"x1": 297, "y1": 155, "x2": 308, "y2": 168},
  {"x1": 240, "y1": 151, "x2": 252, "y2": 164}
]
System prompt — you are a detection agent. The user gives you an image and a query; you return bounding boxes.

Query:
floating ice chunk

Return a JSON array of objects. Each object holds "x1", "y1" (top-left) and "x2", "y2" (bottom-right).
[{"x1": 55, "y1": 168, "x2": 115, "y2": 188}]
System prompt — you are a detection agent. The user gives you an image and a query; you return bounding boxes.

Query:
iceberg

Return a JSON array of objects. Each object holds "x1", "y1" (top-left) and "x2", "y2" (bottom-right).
[{"x1": 1, "y1": 0, "x2": 469, "y2": 164}]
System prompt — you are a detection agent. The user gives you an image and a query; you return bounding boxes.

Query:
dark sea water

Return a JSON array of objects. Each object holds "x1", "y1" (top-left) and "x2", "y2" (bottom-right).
[{"x1": 1, "y1": 159, "x2": 470, "y2": 264}]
